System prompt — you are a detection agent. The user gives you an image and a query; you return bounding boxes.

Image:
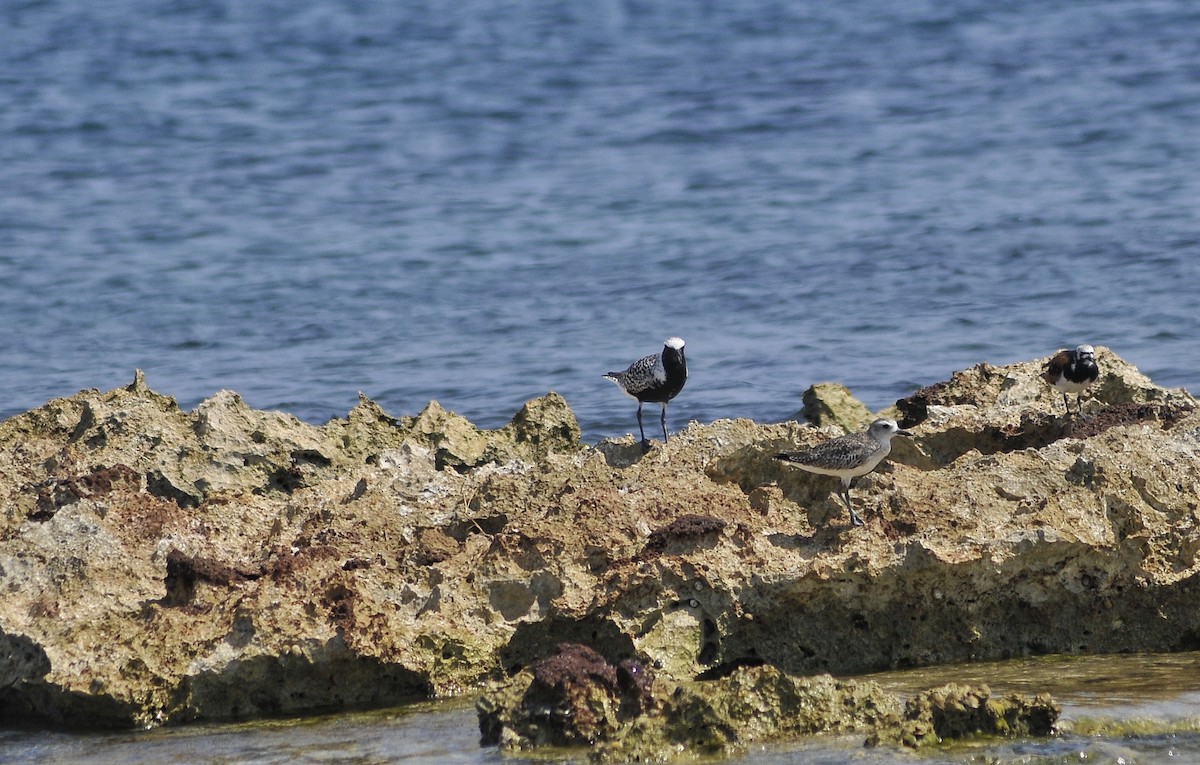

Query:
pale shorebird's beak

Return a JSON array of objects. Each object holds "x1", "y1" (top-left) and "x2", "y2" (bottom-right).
[{"x1": 897, "y1": 429, "x2": 914, "y2": 438}]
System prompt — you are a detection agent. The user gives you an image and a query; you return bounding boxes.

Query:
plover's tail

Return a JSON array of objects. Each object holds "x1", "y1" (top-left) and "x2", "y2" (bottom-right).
[{"x1": 602, "y1": 372, "x2": 622, "y2": 383}]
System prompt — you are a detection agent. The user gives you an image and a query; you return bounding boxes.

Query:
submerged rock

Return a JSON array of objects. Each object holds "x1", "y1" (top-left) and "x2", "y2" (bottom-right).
[
  {"x1": 477, "y1": 642, "x2": 656, "y2": 751},
  {"x1": 0, "y1": 350, "x2": 1196, "y2": 759},
  {"x1": 479, "y1": 661, "x2": 1060, "y2": 760},
  {"x1": 875, "y1": 683, "x2": 1061, "y2": 748}
]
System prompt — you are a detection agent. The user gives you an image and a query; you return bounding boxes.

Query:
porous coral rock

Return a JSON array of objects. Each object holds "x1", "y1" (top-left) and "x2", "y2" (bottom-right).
[{"x1": 0, "y1": 351, "x2": 1195, "y2": 760}]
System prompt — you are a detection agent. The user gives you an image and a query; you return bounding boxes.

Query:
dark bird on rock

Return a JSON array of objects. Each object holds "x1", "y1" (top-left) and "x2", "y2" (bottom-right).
[
  {"x1": 1042, "y1": 344, "x2": 1099, "y2": 415},
  {"x1": 603, "y1": 337, "x2": 687, "y2": 451},
  {"x1": 775, "y1": 418, "x2": 912, "y2": 527}
]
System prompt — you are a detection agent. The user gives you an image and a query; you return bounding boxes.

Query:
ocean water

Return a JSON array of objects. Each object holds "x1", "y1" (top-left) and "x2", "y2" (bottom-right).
[{"x1": 2, "y1": 0, "x2": 1198, "y2": 441}]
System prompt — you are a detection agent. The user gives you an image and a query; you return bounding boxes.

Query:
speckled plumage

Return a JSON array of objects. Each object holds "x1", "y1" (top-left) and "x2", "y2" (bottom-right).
[
  {"x1": 606, "y1": 353, "x2": 669, "y2": 400},
  {"x1": 604, "y1": 337, "x2": 687, "y2": 449},
  {"x1": 775, "y1": 418, "x2": 912, "y2": 526}
]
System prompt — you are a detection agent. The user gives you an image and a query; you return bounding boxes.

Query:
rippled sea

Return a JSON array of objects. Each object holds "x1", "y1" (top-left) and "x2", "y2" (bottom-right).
[
  {"x1": 3, "y1": 0, "x2": 1199, "y2": 441},
  {"x1": 4, "y1": 0, "x2": 1200, "y2": 761}
]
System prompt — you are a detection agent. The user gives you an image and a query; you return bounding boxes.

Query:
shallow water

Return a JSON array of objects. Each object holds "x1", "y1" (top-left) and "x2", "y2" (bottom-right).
[
  {"x1": 0, "y1": 701, "x2": 499, "y2": 765},
  {"x1": 2, "y1": 0, "x2": 1199, "y2": 440},
  {"x1": 4, "y1": 652, "x2": 1200, "y2": 764}
]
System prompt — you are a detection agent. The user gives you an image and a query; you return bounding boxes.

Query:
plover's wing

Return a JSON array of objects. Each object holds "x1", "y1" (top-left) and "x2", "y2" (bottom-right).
[
  {"x1": 605, "y1": 352, "x2": 650, "y2": 380},
  {"x1": 611, "y1": 353, "x2": 665, "y2": 395},
  {"x1": 777, "y1": 432, "x2": 875, "y2": 471}
]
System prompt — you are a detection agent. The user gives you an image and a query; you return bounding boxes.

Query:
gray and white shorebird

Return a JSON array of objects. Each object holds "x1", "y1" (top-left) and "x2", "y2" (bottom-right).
[
  {"x1": 603, "y1": 337, "x2": 687, "y2": 451},
  {"x1": 1042, "y1": 344, "x2": 1099, "y2": 415},
  {"x1": 774, "y1": 418, "x2": 912, "y2": 527}
]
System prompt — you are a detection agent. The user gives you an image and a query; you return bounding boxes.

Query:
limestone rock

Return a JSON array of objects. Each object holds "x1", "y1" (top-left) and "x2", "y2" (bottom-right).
[
  {"x1": 875, "y1": 683, "x2": 1061, "y2": 748},
  {"x1": 479, "y1": 661, "x2": 1056, "y2": 760},
  {"x1": 893, "y1": 347, "x2": 1194, "y2": 468},
  {"x1": 477, "y1": 643, "x2": 655, "y2": 751},
  {"x1": 662, "y1": 667, "x2": 903, "y2": 754},
  {"x1": 797, "y1": 382, "x2": 874, "y2": 432},
  {"x1": 395, "y1": 393, "x2": 582, "y2": 472},
  {"x1": 0, "y1": 352, "x2": 1195, "y2": 760}
]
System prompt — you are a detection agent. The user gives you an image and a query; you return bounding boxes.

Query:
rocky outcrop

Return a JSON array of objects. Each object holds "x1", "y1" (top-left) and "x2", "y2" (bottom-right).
[
  {"x1": 477, "y1": 645, "x2": 1059, "y2": 760},
  {"x1": 0, "y1": 348, "x2": 1197, "y2": 758},
  {"x1": 0, "y1": 377, "x2": 581, "y2": 725},
  {"x1": 883, "y1": 683, "x2": 1060, "y2": 748}
]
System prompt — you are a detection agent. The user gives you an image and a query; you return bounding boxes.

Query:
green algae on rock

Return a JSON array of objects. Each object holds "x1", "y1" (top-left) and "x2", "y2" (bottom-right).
[
  {"x1": 477, "y1": 650, "x2": 1059, "y2": 760},
  {"x1": 872, "y1": 683, "x2": 1061, "y2": 748}
]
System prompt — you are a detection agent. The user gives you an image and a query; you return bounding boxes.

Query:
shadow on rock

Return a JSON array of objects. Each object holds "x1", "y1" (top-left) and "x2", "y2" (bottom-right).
[
  {"x1": 181, "y1": 647, "x2": 431, "y2": 723},
  {"x1": 594, "y1": 438, "x2": 651, "y2": 468},
  {"x1": 635, "y1": 514, "x2": 728, "y2": 562},
  {"x1": 479, "y1": 643, "x2": 654, "y2": 748},
  {"x1": 499, "y1": 618, "x2": 637, "y2": 675},
  {"x1": 872, "y1": 683, "x2": 1060, "y2": 748}
]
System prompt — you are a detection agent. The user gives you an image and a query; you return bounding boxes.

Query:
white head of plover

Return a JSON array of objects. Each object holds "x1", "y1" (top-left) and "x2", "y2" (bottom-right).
[
  {"x1": 1041, "y1": 344, "x2": 1099, "y2": 415},
  {"x1": 603, "y1": 337, "x2": 687, "y2": 451},
  {"x1": 774, "y1": 418, "x2": 912, "y2": 527}
]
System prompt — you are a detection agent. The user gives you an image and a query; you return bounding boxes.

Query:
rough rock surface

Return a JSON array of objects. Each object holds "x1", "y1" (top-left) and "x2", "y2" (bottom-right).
[
  {"x1": 0, "y1": 349, "x2": 1197, "y2": 757},
  {"x1": 883, "y1": 682, "x2": 1060, "y2": 748},
  {"x1": 477, "y1": 645, "x2": 1059, "y2": 760},
  {"x1": 795, "y1": 381, "x2": 874, "y2": 432}
]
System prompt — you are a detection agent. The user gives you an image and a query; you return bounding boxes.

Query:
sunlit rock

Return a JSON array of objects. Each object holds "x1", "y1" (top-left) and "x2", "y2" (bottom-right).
[{"x1": 0, "y1": 352, "x2": 1195, "y2": 760}]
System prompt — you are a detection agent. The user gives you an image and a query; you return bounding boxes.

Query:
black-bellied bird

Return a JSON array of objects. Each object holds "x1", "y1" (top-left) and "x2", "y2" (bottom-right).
[{"x1": 603, "y1": 337, "x2": 687, "y2": 451}]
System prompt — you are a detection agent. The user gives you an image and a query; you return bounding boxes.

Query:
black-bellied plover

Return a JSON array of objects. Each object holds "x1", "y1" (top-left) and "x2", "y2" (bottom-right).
[
  {"x1": 1042, "y1": 344, "x2": 1099, "y2": 415},
  {"x1": 774, "y1": 418, "x2": 912, "y2": 527},
  {"x1": 603, "y1": 337, "x2": 687, "y2": 451}
]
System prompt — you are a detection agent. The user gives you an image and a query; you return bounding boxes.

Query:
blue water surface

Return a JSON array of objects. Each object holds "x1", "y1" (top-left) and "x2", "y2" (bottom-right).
[{"x1": 2, "y1": 0, "x2": 1198, "y2": 440}]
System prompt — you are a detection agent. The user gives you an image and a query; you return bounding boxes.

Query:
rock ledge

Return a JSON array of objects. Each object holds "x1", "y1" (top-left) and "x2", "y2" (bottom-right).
[{"x1": 0, "y1": 349, "x2": 1196, "y2": 759}]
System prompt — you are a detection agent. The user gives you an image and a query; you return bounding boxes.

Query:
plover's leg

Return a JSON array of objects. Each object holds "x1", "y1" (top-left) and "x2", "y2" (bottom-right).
[
  {"x1": 636, "y1": 402, "x2": 647, "y2": 442},
  {"x1": 840, "y1": 482, "x2": 863, "y2": 527},
  {"x1": 660, "y1": 404, "x2": 669, "y2": 443},
  {"x1": 1062, "y1": 392, "x2": 1070, "y2": 416}
]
